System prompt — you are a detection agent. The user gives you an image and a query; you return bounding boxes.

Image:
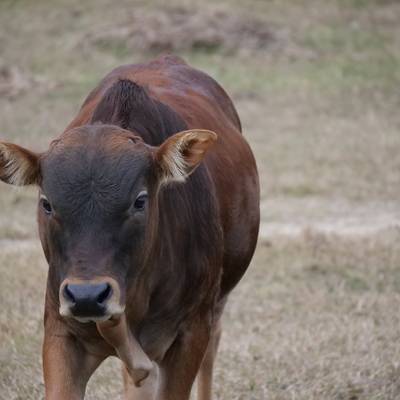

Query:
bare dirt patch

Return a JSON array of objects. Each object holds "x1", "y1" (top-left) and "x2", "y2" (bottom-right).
[
  {"x1": 85, "y1": 6, "x2": 276, "y2": 54},
  {"x1": 0, "y1": 64, "x2": 33, "y2": 99},
  {"x1": 0, "y1": 62, "x2": 58, "y2": 100}
]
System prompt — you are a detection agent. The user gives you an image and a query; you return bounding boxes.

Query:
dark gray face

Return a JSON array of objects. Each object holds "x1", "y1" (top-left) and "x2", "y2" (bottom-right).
[{"x1": 38, "y1": 125, "x2": 153, "y2": 322}]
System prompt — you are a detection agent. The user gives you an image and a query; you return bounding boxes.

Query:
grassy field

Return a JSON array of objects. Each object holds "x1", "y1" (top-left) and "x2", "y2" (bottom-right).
[{"x1": 1, "y1": 0, "x2": 400, "y2": 399}]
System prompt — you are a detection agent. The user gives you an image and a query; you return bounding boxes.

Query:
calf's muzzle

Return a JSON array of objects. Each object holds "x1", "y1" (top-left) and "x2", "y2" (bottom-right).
[
  {"x1": 59, "y1": 277, "x2": 124, "y2": 323},
  {"x1": 64, "y1": 282, "x2": 111, "y2": 317}
]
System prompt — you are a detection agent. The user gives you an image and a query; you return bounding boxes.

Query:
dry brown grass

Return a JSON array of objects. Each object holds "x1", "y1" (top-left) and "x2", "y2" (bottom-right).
[
  {"x1": 1, "y1": 0, "x2": 400, "y2": 398},
  {"x1": 1, "y1": 233, "x2": 400, "y2": 399},
  {"x1": 218, "y1": 230, "x2": 400, "y2": 400}
]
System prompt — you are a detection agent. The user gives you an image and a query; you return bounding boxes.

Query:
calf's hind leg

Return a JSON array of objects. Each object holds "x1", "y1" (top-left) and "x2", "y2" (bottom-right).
[
  {"x1": 197, "y1": 320, "x2": 222, "y2": 400},
  {"x1": 158, "y1": 316, "x2": 211, "y2": 400}
]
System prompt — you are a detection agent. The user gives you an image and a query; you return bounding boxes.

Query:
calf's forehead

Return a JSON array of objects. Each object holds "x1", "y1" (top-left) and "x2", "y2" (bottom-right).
[{"x1": 40, "y1": 127, "x2": 151, "y2": 214}]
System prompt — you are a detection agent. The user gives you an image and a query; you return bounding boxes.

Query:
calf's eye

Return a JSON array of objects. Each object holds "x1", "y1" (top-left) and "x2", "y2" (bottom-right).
[
  {"x1": 40, "y1": 195, "x2": 52, "y2": 215},
  {"x1": 134, "y1": 191, "x2": 148, "y2": 211}
]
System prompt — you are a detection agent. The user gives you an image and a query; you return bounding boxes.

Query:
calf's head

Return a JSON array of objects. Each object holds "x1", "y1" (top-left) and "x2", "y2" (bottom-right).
[{"x1": 0, "y1": 125, "x2": 216, "y2": 323}]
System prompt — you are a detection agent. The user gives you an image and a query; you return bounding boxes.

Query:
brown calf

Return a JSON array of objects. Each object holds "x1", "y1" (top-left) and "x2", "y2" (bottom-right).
[{"x1": 0, "y1": 55, "x2": 259, "y2": 399}]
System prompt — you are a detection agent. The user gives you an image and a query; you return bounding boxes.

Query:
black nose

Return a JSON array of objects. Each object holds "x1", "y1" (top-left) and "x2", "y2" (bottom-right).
[{"x1": 63, "y1": 283, "x2": 112, "y2": 317}]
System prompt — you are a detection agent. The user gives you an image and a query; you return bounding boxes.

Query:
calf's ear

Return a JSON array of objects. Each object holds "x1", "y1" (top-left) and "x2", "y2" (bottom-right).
[
  {"x1": 0, "y1": 142, "x2": 40, "y2": 185},
  {"x1": 155, "y1": 129, "x2": 217, "y2": 184}
]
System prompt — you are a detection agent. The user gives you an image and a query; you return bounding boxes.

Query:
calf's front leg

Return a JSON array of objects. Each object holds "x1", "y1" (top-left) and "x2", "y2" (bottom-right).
[
  {"x1": 122, "y1": 363, "x2": 161, "y2": 400},
  {"x1": 97, "y1": 315, "x2": 159, "y2": 399},
  {"x1": 43, "y1": 324, "x2": 103, "y2": 400}
]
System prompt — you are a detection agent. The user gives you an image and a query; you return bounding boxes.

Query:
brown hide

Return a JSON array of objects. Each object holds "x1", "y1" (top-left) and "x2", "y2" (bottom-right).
[{"x1": 15, "y1": 55, "x2": 259, "y2": 400}]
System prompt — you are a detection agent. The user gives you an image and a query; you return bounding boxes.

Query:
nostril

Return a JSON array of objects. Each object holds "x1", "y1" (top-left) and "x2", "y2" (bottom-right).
[
  {"x1": 64, "y1": 284, "x2": 76, "y2": 304},
  {"x1": 60, "y1": 282, "x2": 113, "y2": 318},
  {"x1": 96, "y1": 283, "x2": 112, "y2": 305}
]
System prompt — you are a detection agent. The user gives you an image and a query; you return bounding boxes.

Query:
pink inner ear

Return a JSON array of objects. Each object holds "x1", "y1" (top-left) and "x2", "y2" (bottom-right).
[
  {"x1": 0, "y1": 142, "x2": 40, "y2": 186},
  {"x1": 183, "y1": 140, "x2": 207, "y2": 167},
  {"x1": 155, "y1": 129, "x2": 217, "y2": 183},
  {"x1": 183, "y1": 132, "x2": 217, "y2": 166}
]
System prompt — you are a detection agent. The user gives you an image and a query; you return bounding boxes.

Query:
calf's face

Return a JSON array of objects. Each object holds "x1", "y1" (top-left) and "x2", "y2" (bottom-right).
[{"x1": 0, "y1": 124, "x2": 216, "y2": 323}]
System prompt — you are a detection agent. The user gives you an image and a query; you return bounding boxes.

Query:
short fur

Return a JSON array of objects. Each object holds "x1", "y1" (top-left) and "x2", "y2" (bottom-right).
[{"x1": 90, "y1": 79, "x2": 187, "y2": 145}]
